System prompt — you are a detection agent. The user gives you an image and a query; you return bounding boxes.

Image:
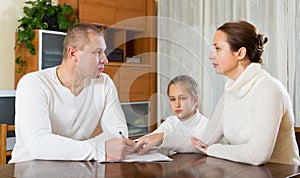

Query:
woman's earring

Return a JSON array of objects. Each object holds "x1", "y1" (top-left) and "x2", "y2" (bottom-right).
[{"x1": 238, "y1": 59, "x2": 243, "y2": 65}]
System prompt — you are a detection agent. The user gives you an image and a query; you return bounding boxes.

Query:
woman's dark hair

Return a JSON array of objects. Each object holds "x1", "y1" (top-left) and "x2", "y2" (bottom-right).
[{"x1": 217, "y1": 20, "x2": 268, "y2": 64}]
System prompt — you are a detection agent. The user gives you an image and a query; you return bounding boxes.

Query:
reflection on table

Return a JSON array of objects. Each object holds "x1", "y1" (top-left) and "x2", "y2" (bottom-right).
[{"x1": 0, "y1": 153, "x2": 299, "y2": 178}]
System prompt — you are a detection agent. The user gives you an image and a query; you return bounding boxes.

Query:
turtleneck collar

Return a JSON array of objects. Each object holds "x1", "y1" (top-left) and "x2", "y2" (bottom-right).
[
  {"x1": 178, "y1": 109, "x2": 201, "y2": 126},
  {"x1": 225, "y1": 63, "x2": 268, "y2": 98}
]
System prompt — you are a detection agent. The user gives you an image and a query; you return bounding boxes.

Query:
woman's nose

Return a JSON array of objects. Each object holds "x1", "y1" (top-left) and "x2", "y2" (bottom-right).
[{"x1": 209, "y1": 51, "x2": 215, "y2": 60}]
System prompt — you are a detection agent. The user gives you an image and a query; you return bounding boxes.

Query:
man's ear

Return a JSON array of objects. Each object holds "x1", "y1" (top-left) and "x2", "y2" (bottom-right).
[
  {"x1": 68, "y1": 47, "x2": 78, "y2": 62},
  {"x1": 235, "y1": 47, "x2": 247, "y2": 60}
]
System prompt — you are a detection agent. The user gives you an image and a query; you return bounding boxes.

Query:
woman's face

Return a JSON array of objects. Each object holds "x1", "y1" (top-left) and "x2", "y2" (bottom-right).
[
  {"x1": 168, "y1": 83, "x2": 197, "y2": 121},
  {"x1": 209, "y1": 30, "x2": 244, "y2": 80}
]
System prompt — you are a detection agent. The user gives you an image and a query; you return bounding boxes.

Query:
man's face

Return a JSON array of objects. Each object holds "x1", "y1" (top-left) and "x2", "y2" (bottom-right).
[{"x1": 75, "y1": 34, "x2": 108, "y2": 79}]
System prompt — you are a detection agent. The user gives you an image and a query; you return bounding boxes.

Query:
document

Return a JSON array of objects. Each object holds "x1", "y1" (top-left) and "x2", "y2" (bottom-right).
[{"x1": 100, "y1": 151, "x2": 173, "y2": 163}]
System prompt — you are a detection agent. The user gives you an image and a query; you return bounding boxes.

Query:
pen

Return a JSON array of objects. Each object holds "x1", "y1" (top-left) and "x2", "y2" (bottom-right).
[
  {"x1": 118, "y1": 131, "x2": 125, "y2": 138},
  {"x1": 133, "y1": 138, "x2": 139, "y2": 142}
]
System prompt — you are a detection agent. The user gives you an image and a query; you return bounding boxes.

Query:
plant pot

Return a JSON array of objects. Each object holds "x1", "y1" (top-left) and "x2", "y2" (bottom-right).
[{"x1": 42, "y1": 14, "x2": 59, "y2": 31}]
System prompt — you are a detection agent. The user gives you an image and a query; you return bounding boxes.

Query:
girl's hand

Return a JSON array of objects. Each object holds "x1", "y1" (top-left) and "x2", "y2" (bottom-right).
[
  {"x1": 191, "y1": 136, "x2": 208, "y2": 154},
  {"x1": 133, "y1": 133, "x2": 164, "y2": 155}
]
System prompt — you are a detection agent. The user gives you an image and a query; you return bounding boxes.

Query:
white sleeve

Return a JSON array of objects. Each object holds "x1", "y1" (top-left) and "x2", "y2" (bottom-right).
[
  {"x1": 156, "y1": 115, "x2": 208, "y2": 153},
  {"x1": 151, "y1": 116, "x2": 175, "y2": 135},
  {"x1": 91, "y1": 75, "x2": 128, "y2": 161},
  {"x1": 200, "y1": 94, "x2": 225, "y2": 145},
  {"x1": 97, "y1": 76, "x2": 128, "y2": 139},
  {"x1": 15, "y1": 74, "x2": 100, "y2": 161},
  {"x1": 161, "y1": 134, "x2": 201, "y2": 153}
]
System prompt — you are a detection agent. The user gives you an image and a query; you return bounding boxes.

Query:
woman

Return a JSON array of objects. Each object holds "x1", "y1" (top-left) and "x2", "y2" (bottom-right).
[
  {"x1": 135, "y1": 75, "x2": 208, "y2": 155},
  {"x1": 192, "y1": 20, "x2": 300, "y2": 165}
]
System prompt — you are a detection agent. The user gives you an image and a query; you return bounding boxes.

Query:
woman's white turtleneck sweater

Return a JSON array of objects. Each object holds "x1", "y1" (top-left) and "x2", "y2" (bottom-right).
[{"x1": 201, "y1": 63, "x2": 300, "y2": 165}]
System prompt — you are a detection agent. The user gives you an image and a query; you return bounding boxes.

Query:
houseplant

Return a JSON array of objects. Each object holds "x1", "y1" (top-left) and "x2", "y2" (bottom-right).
[{"x1": 15, "y1": 0, "x2": 78, "y2": 74}]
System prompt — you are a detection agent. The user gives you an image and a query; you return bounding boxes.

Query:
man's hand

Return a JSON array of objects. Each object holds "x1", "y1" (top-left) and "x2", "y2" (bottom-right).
[
  {"x1": 133, "y1": 133, "x2": 164, "y2": 155},
  {"x1": 105, "y1": 138, "x2": 136, "y2": 161}
]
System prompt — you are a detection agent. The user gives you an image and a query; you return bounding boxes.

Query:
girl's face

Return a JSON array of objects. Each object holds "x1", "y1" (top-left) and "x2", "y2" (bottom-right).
[
  {"x1": 168, "y1": 83, "x2": 197, "y2": 121},
  {"x1": 209, "y1": 30, "x2": 245, "y2": 80}
]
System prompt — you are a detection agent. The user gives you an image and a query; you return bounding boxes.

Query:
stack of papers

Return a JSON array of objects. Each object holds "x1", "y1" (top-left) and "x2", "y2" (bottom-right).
[{"x1": 101, "y1": 151, "x2": 173, "y2": 163}]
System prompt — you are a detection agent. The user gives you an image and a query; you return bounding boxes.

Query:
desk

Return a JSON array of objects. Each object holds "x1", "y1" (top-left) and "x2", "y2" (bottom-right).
[{"x1": 0, "y1": 154, "x2": 299, "y2": 178}]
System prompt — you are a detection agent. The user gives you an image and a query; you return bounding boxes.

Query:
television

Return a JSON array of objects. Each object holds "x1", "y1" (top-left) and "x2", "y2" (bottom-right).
[
  {"x1": 38, "y1": 30, "x2": 66, "y2": 70},
  {"x1": 0, "y1": 90, "x2": 16, "y2": 150},
  {"x1": 121, "y1": 101, "x2": 150, "y2": 137}
]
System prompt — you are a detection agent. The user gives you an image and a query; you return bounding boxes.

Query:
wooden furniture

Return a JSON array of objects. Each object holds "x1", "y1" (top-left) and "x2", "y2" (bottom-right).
[
  {"x1": 59, "y1": 0, "x2": 79, "y2": 18},
  {"x1": 0, "y1": 153, "x2": 299, "y2": 177},
  {"x1": 14, "y1": 30, "x2": 39, "y2": 88},
  {"x1": 0, "y1": 124, "x2": 15, "y2": 164},
  {"x1": 295, "y1": 127, "x2": 300, "y2": 153}
]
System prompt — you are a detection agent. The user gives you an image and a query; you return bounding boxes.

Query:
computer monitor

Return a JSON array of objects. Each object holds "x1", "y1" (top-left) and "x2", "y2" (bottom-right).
[
  {"x1": 121, "y1": 101, "x2": 150, "y2": 137},
  {"x1": 0, "y1": 90, "x2": 16, "y2": 150},
  {"x1": 38, "y1": 30, "x2": 66, "y2": 70},
  {"x1": 0, "y1": 90, "x2": 16, "y2": 126}
]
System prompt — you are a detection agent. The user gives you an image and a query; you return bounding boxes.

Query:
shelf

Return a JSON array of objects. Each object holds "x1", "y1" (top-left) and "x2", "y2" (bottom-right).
[
  {"x1": 105, "y1": 62, "x2": 151, "y2": 68},
  {"x1": 102, "y1": 25, "x2": 146, "y2": 33}
]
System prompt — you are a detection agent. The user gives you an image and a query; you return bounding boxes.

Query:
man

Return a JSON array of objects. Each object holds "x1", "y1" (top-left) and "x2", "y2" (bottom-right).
[{"x1": 10, "y1": 23, "x2": 135, "y2": 163}]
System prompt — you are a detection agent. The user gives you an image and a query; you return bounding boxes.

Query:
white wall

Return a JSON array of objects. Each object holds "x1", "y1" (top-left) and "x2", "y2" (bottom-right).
[{"x1": 0, "y1": 0, "x2": 58, "y2": 90}]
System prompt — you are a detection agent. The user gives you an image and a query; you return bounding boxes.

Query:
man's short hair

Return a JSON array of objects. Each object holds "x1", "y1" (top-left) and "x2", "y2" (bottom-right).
[{"x1": 62, "y1": 23, "x2": 103, "y2": 60}]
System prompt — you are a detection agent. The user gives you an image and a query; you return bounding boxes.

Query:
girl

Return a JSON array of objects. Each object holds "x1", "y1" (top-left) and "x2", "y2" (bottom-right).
[{"x1": 134, "y1": 75, "x2": 208, "y2": 155}]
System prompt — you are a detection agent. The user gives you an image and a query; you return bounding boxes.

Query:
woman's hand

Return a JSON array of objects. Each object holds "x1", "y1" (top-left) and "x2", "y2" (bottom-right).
[
  {"x1": 191, "y1": 136, "x2": 208, "y2": 154},
  {"x1": 133, "y1": 133, "x2": 164, "y2": 155}
]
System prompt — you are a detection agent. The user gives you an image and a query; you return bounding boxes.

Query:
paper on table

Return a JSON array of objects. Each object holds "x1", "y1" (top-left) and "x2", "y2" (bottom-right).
[{"x1": 100, "y1": 151, "x2": 173, "y2": 163}]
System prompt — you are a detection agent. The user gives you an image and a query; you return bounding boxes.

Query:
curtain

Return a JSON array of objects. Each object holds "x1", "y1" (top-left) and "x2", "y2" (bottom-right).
[{"x1": 157, "y1": 0, "x2": 300, "y2": 126}]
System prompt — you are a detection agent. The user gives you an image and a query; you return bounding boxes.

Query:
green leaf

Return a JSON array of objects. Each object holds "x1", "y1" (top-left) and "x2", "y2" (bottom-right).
[
  {"x1": 61, "y1": 5, "x2": 72, "y2": 15},
  {"x1": 24, "y1": 41, "x2": 36, "y2": 55},
  {"x1": 15, "y1": 57, "x2": 21, "y2": 64},
  {"x1": 15, "y1": 0, "x2": 78, "y2": 71},
  {"x1": 18, "y1": 31, "x2": 30, "y2": 41},
  {"x1": 29, "y1": 48, "x2": 36, "y2": 55}
]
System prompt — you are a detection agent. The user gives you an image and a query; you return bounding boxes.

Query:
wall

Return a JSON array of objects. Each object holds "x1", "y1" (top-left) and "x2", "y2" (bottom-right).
[{"x1": 0, "y1": 0, "x2": 58, "y2": 90}]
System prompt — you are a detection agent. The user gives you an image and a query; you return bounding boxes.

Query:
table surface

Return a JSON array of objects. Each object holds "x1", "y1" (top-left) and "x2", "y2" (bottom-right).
[{"x1": 0, "y1": 153, "x2": 299, "y2": 178}]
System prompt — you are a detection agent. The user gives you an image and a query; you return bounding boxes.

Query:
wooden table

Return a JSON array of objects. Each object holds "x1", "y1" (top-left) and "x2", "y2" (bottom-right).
[{"x1": 0, "y1": 153, "x2": 299, "y2": 178}]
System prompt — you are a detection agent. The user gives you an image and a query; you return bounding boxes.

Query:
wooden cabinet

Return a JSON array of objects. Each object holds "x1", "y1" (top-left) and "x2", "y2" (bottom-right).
[
  {"x1": 58, "y1": 0, "x2": 79, "y2": 17},
  {"x1": 14, "y1": 31, "x2": 39, "y2": 88},
  {"x1": 103, "y1": 28, "x2": 151, "y2": 64},
  {"x1": 103, "y1": 64, "x2": 152, "y2": 102},
  {"x1": 104, "y1": 64, "x2": 152, "y2": 102},
  {"x1": 119, "y1": 67, "x2": 150, "y2": 102},
  {"x1": 79, "y1": 0, "x2": 115, "y2": 27},
  {"x1": 78, "y1": 0, "x2": 147, "y2": 29}
]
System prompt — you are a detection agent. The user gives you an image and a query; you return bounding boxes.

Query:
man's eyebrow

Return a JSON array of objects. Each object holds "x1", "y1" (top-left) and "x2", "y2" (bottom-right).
[{"x1": 95, "y1": 48, "x2": 104, "y2": 52}]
